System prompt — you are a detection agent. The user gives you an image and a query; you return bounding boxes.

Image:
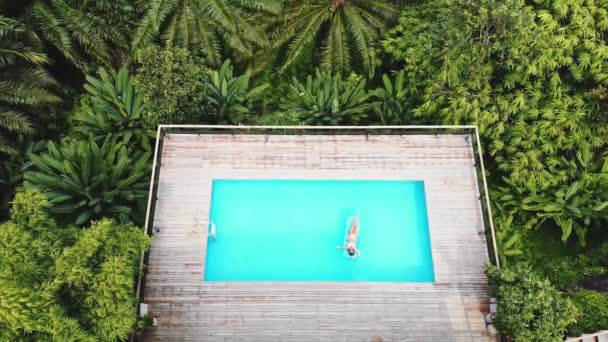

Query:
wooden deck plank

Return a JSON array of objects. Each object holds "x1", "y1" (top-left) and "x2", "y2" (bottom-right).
[{"x1": 143, "y1": 134, "x2": 493, "y2": 341}]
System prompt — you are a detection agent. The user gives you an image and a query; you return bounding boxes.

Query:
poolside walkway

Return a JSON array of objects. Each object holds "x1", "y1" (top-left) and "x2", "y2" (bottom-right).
[{"x1": 143, "y1": 133, "x2": 493, "y2": 341}]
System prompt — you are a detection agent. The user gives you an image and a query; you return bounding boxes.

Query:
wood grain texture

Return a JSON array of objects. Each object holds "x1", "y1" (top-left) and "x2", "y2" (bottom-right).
[{"x1": 143, "y1": 134, "x2": 494, "y2": 341}]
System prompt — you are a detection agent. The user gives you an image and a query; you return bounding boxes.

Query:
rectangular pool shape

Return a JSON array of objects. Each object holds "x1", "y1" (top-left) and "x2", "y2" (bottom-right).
[{"x1": 205, "y1": 180, "x2": 434, "y2": 282}]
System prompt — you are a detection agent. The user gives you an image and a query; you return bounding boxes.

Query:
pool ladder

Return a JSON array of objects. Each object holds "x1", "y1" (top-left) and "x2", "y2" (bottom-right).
[{"x1": 208, "y1": 221, "x2": 217, "y2": 239}]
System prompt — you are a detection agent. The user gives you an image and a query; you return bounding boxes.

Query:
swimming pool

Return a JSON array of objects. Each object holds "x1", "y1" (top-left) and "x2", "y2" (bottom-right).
[{"x1": 205, "y1": 180, "x2": 434, "y2": 282}]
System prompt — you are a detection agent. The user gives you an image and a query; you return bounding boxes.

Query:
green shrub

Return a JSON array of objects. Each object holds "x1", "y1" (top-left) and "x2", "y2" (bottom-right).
[
  {"x1": 371, "y1": 71, "x2": 415, "y2": 124},
  {"x1": 204, "y1": 60, "x2": 269, "y2": 124},
  {"x1": 383, "y1": 0, "x2": 608, "y2": 191},
  {"x1": 387, "y1": 0, "x2": 608, "y2": 245},
  {"x1": 254, "y1": 111, "x2": 303, "y2": 126},
  {"x1": 23, "y1": 135, "x2": 151, "y2": 225},
  {"x1": 72, "y1": 67, "x2": 153, "y2": 150},
  {"x1": 487, "y1": 265, "x2": 579, "y2": 341},
  {"x1": 134, "y1": 46, "x2": 211, "y2": 128},
  {"x1": 0, "y1": 189, "x2": 150, "y2": 341},
  {"x1": 282, "y1": 70, "x2": 374, "y2": 125},
  {"x1": 0, "y1": 141, "x2": 46, "y2": 219},
  {"x1": 568, "y1": 289, "x2": 608, "y2": 336}
]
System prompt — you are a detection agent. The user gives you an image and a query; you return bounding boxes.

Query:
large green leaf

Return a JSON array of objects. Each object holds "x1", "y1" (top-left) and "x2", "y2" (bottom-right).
[{"x1": 24, "y1": 135, "x2": 150, "y2": 225}]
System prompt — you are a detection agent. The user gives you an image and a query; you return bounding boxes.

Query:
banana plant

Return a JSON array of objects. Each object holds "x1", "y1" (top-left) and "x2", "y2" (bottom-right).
[
  {"x1": 371, "y1": 70, "x2": 414, "y2": 124},
  {"x1": 204, "y1": 60, "x2": 269, "y2": 124},
  {"x1": 520, "y1": 152, "x2": 608, "y2": 245},
  {"x1": 23, "y1": 134, "x2": 151, "y2": 226},
  {"x1": 72, "y1": 67, "x2": 153, "y2": 150},
  {"x1": 281, "y1": 70, "x2": 374, "y2": 125},
  {"x1": 491, "y1": 186, "x2": 528, "y2": 267}
]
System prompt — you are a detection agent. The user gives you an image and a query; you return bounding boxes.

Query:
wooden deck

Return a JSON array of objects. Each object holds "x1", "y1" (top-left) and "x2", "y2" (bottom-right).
[{"x1": 143, "y1": 133, "x2": 493, "y2": 341}]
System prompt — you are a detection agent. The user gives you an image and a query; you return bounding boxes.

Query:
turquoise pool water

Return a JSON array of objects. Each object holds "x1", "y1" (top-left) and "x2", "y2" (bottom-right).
[{"x1": 205, "y1": 180, "x2": 434, "y2": 282}]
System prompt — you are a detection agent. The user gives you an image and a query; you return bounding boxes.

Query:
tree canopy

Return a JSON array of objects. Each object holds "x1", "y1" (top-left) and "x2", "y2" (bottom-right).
[
  {"x1": 0, "y1": 189, "x2": 150, "y2": 341},
  {"x1": 383, "y1": 0, "x2": 608, "y2": 245}
]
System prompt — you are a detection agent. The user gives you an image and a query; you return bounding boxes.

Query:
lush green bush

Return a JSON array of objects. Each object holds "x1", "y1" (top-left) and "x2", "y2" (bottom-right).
[
  {"x1": 3, "y1": 1, "x2": 608, "y2": 339},
  {"x1": 568, "y1": 289, "x2": 608, "y2": 336},
  {"x1": 23, "y1": 135, "x2": 151, "y2": 225},
  {"x1": 0, "y1": 141, "x2": 46, "y2": 219},
  {"x1": 371, "y1": 71, "x2": 414, "y2": 124},
  {"x1": 383, "y1": 0, "x2": 608, "y2": 191},
  {"x1": 72, "y1": 67, "x2": 152, "y2": 150},
  {"x1": 282, "y1": 70, "x2": 373, "y2": 125},
  {"x1": 134, "y1": 46, "x2": 211, "y2": 128},
  {"x1": 494, "y1": 154, "x2": 608, "y2": 245},
  {"x1": 383, "y1": 0, "x2": 608, "y2": 245},
  {"x1": 0, "y1": 189, "x2": 150, "y2": 341},
  {"x1": 519, "y1": 153, "x2": 608, "y2": 245},
  {"x1": 204, "y1": 60, "x2": 269, "y2": 124},
  {"x1": 487, "y1": 266, "x2": 579, "y2": 341},
  {"x1": 254, "y1": 111, "x2": 303, "y2": 126}
]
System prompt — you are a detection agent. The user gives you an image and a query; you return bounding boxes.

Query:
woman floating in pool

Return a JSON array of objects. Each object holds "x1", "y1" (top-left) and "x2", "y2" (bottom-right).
[{"x1": 337, "y1": 215, "x2": 360, "y2": 257}]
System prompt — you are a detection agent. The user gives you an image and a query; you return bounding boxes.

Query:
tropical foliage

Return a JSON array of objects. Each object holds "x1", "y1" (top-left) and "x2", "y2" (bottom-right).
[
  {"x1": 134, "y1": 46, "x2": 210, "y2": 129},
  {"x1": 23, "y1": 135, "x2": 151, "y2": 225},
  {"x1": 384, "y1": 0, "x2": 608, "y2": 190},
  {"x1": 371, "y1": 71, "x2": 414, "y2": 124},
  {"x1": 383, "y1": 0, "x2": 608, "y2": 241},
  {"x1": 272, "y1": 0, "x2": 399, "y2": 76},
  {"x1": 487, "y1": 266, "x2": 579, "y2": 341},
  {"x1": 133, "y1": 0, "x2": 280, "y2": 65},
  {"x1": 2, "y1": 0, "x2": 608, "y2": 339},
  {"x1": 0, "y1": 141, "x2": 46, "y2": 218},
  {"x1": 0, "y1": 15, "x2": 60, "y2": 155},
  {"x1": 568, "y1": 289, "x2": 608, "y2": 336},
  {"x1": 255, "y1": 111, "x2": 302, "y2": 126},
  {"x1": 282, "y1": 70, "x2": 373, "y2": 125},
  {"x1": 72, "y1": 67, "x2": 152, "y2": 150},
  {"x1": 204, "y1": 60, "x2": 269, "y2": 124},
  {"x1": 0, "y1": 189, "x2": 150, "y2": 341},
  {"x1": 27, "y1": 0, "x2": 141, "y2": 71}
]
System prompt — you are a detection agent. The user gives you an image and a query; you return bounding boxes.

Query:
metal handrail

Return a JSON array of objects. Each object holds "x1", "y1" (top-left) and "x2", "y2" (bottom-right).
[
  {"x1": 134, "y1": 125, "x2": 501, "y2": 310},
  {"x1": 134, "y1": 125, "x2": 163, "y2": 305}
]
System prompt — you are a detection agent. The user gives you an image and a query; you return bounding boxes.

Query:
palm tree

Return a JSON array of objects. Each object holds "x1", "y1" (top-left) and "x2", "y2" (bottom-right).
[
  {"x1": 272, "y1": 0, "x2": 399, "y2": 77},
  {"x1": 132, "y1": 0, "x2": 281, "y2": 66},
  {"x1": 0, "y1": 16, "x2": 60, "y2": 155},
  {"x1": 27, "y1": 0, "x2": 141, "y2": 71}
]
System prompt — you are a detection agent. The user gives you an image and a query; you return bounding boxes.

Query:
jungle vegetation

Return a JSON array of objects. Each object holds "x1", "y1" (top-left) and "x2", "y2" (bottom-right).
[{"x1": 1, "y1": 0, "x2": 607, "y2": 340}]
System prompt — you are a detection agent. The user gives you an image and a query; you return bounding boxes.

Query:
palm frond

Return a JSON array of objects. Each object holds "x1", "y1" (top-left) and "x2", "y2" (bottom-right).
[
  {"x1": 278, "y1": 8, "x2": 328, "y2": 73},
  {"x1": 343, "y1": 6, "x2": 375, "y2": 77},
  {"x1": 0, "y1": 135, "x2": 18, "y2": 155},
  {"x1": 0, "y1": 16, "x2": 60, "y2": 156},
  {"x1": 134, "y1": 0, "x2": 269, "y2": 63},
  {"x1": 236, "y1": 0, "x2": 281, "y2": 14},
  {"x1": 132, "y1": 0, "x2": 177, "y2": 50},
  {"x1": 274, "y1": 0, "x2": 397, "y2": 76},
  {"x1": 0, "y1": 109, "x2": 35, "y2": 135},
  {"x1": 29, "y1": 0, "x2": 138, "y2": 71},
  {"x1": 193, "y1": 13, "x2": 222, "y2": 64}
]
